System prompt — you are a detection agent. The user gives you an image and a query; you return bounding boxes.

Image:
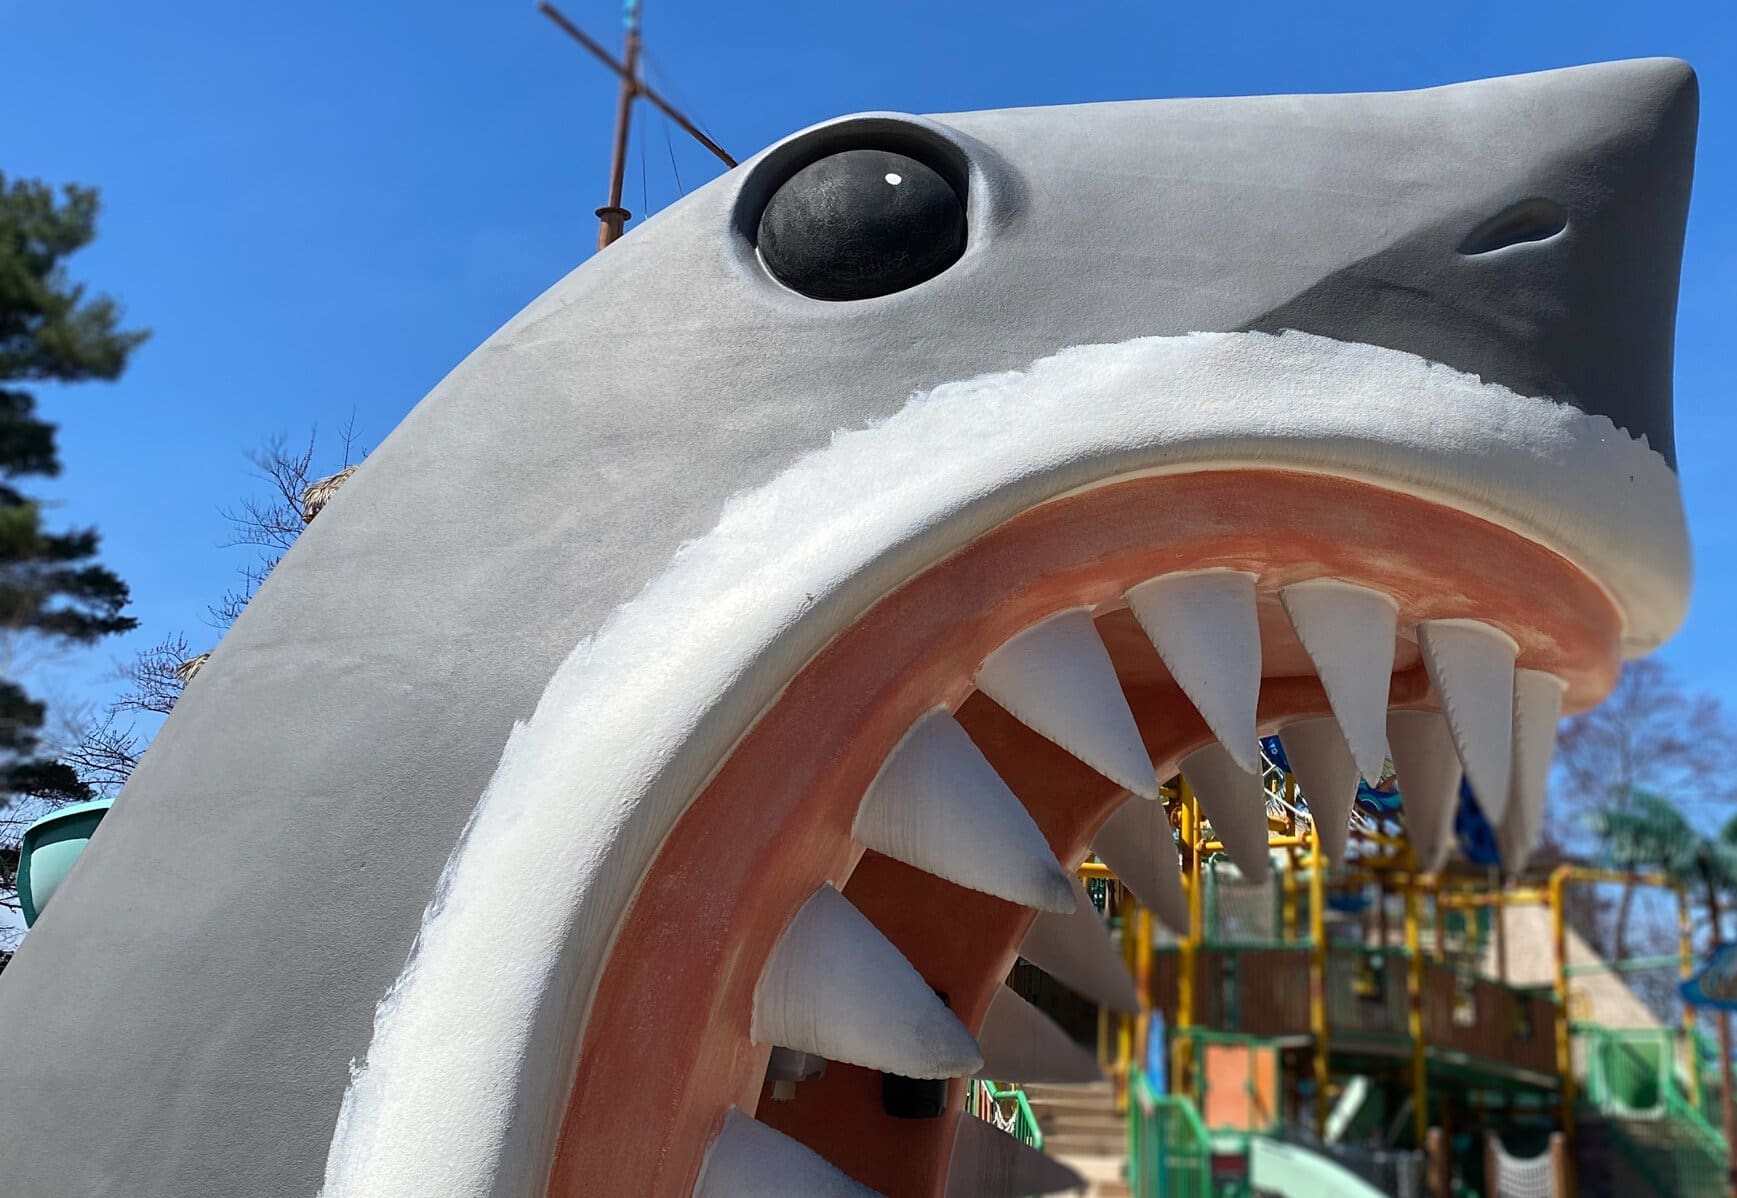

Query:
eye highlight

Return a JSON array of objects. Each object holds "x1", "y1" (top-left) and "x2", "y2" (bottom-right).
[
  {"x1": 1458, "y1": 198, "x2": 1569, "y2": 255},
  {"x1": 757, "y1": 149, "x2": 966, "y2": 301}
]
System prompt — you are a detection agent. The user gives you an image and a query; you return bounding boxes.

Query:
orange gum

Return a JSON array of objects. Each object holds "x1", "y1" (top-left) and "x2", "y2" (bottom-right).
[{"x1": 547, "y1": 468, "x2": 1621, "y2": 1197}]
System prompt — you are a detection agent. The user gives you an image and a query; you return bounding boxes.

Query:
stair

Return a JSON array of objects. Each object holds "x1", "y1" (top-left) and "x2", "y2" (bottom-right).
[
  {"x1": 1575, "y1": 1114, "x2": 1726, "y2": 1198},
  {"x1": 1023, "y1": 1081, "x2": 1131, "y2": 1198}
]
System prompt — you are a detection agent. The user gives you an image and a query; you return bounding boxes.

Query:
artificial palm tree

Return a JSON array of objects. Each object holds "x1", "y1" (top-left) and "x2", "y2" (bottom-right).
[{"x1": 1593, "y1": 790, "x2": 1701, "y2": 962}]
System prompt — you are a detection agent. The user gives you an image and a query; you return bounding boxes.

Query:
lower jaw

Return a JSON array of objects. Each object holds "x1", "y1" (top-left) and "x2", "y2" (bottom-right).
[{"x1": 548, "y1": 467, "x2": 1621, "y2": 1196}]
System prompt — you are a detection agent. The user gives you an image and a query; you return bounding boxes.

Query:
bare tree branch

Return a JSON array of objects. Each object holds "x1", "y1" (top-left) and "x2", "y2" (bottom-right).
[{"x1": 1557, "y1": 658, "x2": 1737, "y2": 826}]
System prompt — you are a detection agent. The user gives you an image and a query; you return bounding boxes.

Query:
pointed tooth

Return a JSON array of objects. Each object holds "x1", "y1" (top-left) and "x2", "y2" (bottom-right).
[
  {"x1": 947, "y1": 1113, "x2": 1086, "y2": 1197},
  {"x1": 1499, "y1": 670, "x2": 1566, "y2": 873},
  {"x1": 695, "y1": 1110, "x2": 884, "y2": 1197},
  {"x1": 1094, "y1": 795, "x2": 1188, "y2": 933},
  {"x1": 1417, "y1": 619, "x2": 1518, "y2": 824},
  {"x1": 974, "y1": 608, "x2": 1158, "y2": 798},
  {"x1": 753, "y1": 885, "x2": 982, "y2": 1079},
  {"x1": 1279, "y1": 580, "x2": 1398, "y2": 782},
  {"x1": 854, "y1": 709, "x2": 1075, "y2": 914},
  {"x1": 976, "y1": 984, "x2": 1104, "y2": 1084},
  {"x1": 1020, "y1": 875, "x2": 1140, "y2": 1013},
  {"x1": 1388, "y1": 710, "x2": 1463, "y2": 872},
  {"x1": 1126, "y1": 569, "x2": 1263, "y2": 774},
  {"x1": 1280, "y1": 718, "x2": 1360, "y2": 868},
  {"x1": 1180, "y1": 743, "x2": 1271, "y2": 884}
]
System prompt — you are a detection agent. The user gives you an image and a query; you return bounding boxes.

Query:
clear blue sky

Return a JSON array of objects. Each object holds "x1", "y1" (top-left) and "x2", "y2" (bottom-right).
[{"x1": 4, "y1": 0, "x2": 1736, "y2": 718}]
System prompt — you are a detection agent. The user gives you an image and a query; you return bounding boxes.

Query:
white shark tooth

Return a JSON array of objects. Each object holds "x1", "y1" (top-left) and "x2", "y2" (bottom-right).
[
  {"x1": 1416, "y1": 619, "x2": 1518, "y2": 825},
  {"x1": 1279, "y1": 579, "x2": 1397, "y2": 782},
  {"x1": 1093, "y1": 795, "x2": 1189, "y2": 933},
  {"x1": 753, "y1": 884, "x2": 982, "y2": 1079},
  {"x1": 1280, "y1": 718, "x2": 1360, "y2": 869},
  {"x1": 1020, "y1": 874, "x2": 1140, "y2": 1013},
  {"x1": 975, "y1": 608, "x2": 1159, "y2": 799},
  {"x1": 854, "y1": 709, "x2": 1075, "y2": 914},
  {"x1": 976, "y1": 984, "x2": 1104, "y2": 1085},
  {"x1": 1387, "y1": 710, "x2": 1462, "y2": 872},
  {"x1": 1179, "y1": 743, "x2": 1271, "y2": 884},
  {"x1": 1126, "y1": 569, "x2": 1263, "y2": 774},
  {"x1": 694, "y1": 1110, "x2": 883, "y2": 1197},
  {"x1": 1499, "y1": 670, "x2": 1567, "y2": 873},
  {"x1": 946, "y1": 1113, "x2": 1086, "y2": 1197}
]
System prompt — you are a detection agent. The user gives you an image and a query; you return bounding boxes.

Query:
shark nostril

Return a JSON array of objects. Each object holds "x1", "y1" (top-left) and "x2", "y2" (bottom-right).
[{"x1": 1457, "y1": 198, "x2": 1569, "y2": 255}]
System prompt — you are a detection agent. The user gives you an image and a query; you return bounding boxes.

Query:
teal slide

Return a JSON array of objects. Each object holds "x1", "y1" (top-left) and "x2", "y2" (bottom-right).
[{"x1": 1248, "y1": 1137, "x2": 1389, "y2": 1198}]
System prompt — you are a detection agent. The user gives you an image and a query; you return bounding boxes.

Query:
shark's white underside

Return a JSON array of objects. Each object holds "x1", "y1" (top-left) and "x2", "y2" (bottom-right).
[{"x1": 318, "y1": 329, "x2": 1685, "y2": 1198}]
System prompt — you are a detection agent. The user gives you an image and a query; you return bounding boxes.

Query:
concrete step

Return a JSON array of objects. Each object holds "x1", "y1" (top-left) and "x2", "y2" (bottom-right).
[{"x1": 1056, "y1": 1152, "x2": 1131, "y2": 1198}]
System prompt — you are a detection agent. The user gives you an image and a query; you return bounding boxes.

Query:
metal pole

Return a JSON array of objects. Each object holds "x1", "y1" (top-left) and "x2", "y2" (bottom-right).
[
  {"x1": 1174, "y1": 779, "x2": 1202, "y2": 1100},
  {"x1": 1309, "y1": 810, "x2": 1329, "y2": 1135},
  {"x1": 1683, "y1": 884, "x2": 1703, "y2": 1115},
  {"x1": 1704, "y1": 877, "x2": 1737, "y2": 1198},
  {"x1": 1493, "y1": 866, "x2": 1509, "y2": 986},
  {"x1": 593, "y1": 1, "x2": 643, "y2": 249},
  {"x1": 538, "y1": 2, "x2": 737, "y2": 168},
  {"x1": 1406, "y1": 883, "x2": 1428, "y2": 1147}
]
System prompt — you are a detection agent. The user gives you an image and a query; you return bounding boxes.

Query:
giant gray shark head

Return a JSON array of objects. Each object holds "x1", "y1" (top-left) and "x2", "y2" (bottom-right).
[{"x1": 0, "y1": 58, "x2": 1697, "y2": 1198}]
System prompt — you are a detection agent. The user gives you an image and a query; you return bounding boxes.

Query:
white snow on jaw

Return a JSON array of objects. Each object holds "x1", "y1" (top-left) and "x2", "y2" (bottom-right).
[
  {"x1": 975, "y1": 985, "x2": 1103, "y2": 1084},
  {"x1": 1127, "y1": 568, "x2": 1263, "y2": 774},
  {"x1": 1499, "y1": 670, "x2": 1567, "y2": 873},
  {"x1": 1280, "y1": 579, "x2": 1398, "y2": 781},
  {"x1": 853, "y1": 709, "x2": 1076, "y2": 914},
  {"x1": 1180, "y1": 742, "x2": 1271, "y2": 883},
  {"x1": 752, "y1": 884, "x2": 982, "y2": 1080},
  {"x1": 1019, "y1": 874, "x2": 1140, "y2": 1013},
  {"x1": 975, "y1": 608, "x2": 1159, "y2": 799},
  {"x1": 1417, "y1": 619, "x2": 1519, "y2": 824},
  {"x1": 694, "y1": 1111, "x2": 882, "y2": 1197},
  {"x1": 1387, "y1": 710, "x2": 1463, "y2": 872},
  {"x1": 1279, "y1": 718, "x2": 1361, "y2": 869},
  {"x1": 1093, "y1": 794, "x2": 1188, "y2": 934},
  {"x1": 947, "y1": 1114, "x2": 1085, "y2": 1197}
]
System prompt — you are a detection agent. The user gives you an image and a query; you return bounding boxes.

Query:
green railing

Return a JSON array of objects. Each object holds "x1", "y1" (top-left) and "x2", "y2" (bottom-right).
[
  {"x1": 968, "y1": 1080, "x2": 1044, "y2": 1150},
  {"x1": 1128, "y1": 1069, "x2": 1214, "y2": 1198}
]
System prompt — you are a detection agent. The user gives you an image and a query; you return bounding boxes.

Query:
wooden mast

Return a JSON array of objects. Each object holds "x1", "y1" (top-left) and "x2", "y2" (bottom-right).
[{"x1": 538, "y1": 1, "x2": 738, "y2": 250}]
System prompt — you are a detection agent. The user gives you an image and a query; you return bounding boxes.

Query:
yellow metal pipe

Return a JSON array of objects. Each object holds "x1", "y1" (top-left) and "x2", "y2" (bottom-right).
[
  {"x1": 1405, "y1": 883, "x2": 1427, "y2": 1146},
  {"x1": 1173, "y1": 779, "x2": 1202, "y2": 1098},
  {"x1": 1282, "y1": 845, "x2": 1299, "y2": 945},
  {"x1": 1198, "y1": 833, "x2": 1312, "y2": 853},
  {"x1": 1309, "y1": 809, "x2": 1329, "y2": 1135}
]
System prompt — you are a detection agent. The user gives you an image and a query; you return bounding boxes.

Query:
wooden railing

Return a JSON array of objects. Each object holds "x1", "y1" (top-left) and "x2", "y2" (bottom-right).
[{"x1": 1144, "y1": 945, "x2": 1562, "y2": 1080}]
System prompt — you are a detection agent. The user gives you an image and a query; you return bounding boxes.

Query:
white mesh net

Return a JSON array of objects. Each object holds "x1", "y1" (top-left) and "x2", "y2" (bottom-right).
[{"x1": 1490, "y1": 1137, "x2": 1556, "y2": 1198}]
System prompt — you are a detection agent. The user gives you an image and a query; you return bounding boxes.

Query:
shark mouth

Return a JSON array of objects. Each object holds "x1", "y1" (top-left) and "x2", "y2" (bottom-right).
[{"x1": 320, "y1": 330, "x2": 1687, "y2": 1198}]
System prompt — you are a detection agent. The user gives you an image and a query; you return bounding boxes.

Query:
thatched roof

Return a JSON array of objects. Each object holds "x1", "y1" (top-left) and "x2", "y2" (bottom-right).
[
  {"x1": 300, "y1": 466, "x2": 357, "y2": 524},
  {"x1": 1482, "y1": 904, "x2": 1659, "y2": 1030}
]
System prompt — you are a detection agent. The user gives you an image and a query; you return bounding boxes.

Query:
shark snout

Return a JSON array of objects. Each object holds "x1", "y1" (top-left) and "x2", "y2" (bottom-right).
[{"x1": 1250, "y1": 57, "x2": 1697, "y2": 465}]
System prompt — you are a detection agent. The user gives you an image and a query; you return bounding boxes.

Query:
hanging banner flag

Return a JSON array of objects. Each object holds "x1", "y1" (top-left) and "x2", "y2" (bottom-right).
[{"x1": 1681, "y1": 943, "x2": 1737, "y2": 1011}]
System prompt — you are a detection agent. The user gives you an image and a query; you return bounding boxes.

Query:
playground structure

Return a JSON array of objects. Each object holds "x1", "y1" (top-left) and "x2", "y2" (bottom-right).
[{"x1": 1027, "y1": 752, "x2": 1734, "y2": 1198}]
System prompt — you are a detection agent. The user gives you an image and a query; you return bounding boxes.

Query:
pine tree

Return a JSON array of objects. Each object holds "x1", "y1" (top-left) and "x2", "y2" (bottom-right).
[{"x1": 0, "y1": 175, "x2": 144, "y2": 809}]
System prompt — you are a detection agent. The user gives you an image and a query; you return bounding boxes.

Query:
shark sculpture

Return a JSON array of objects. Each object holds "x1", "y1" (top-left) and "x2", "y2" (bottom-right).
[{"x1": 0, "y1": 57, "x2": 1698, "y2": 1198}]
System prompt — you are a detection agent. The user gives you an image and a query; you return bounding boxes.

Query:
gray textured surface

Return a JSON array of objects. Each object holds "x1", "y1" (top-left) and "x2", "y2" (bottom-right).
[{"x1": 0, "y1": 59, "x2": 1695, "y2": 1197}]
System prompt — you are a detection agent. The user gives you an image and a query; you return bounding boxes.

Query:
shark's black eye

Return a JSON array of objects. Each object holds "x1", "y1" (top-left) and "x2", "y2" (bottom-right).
[{"x1": 757, "y1": 149, "x2": 966, "y2": 300}]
